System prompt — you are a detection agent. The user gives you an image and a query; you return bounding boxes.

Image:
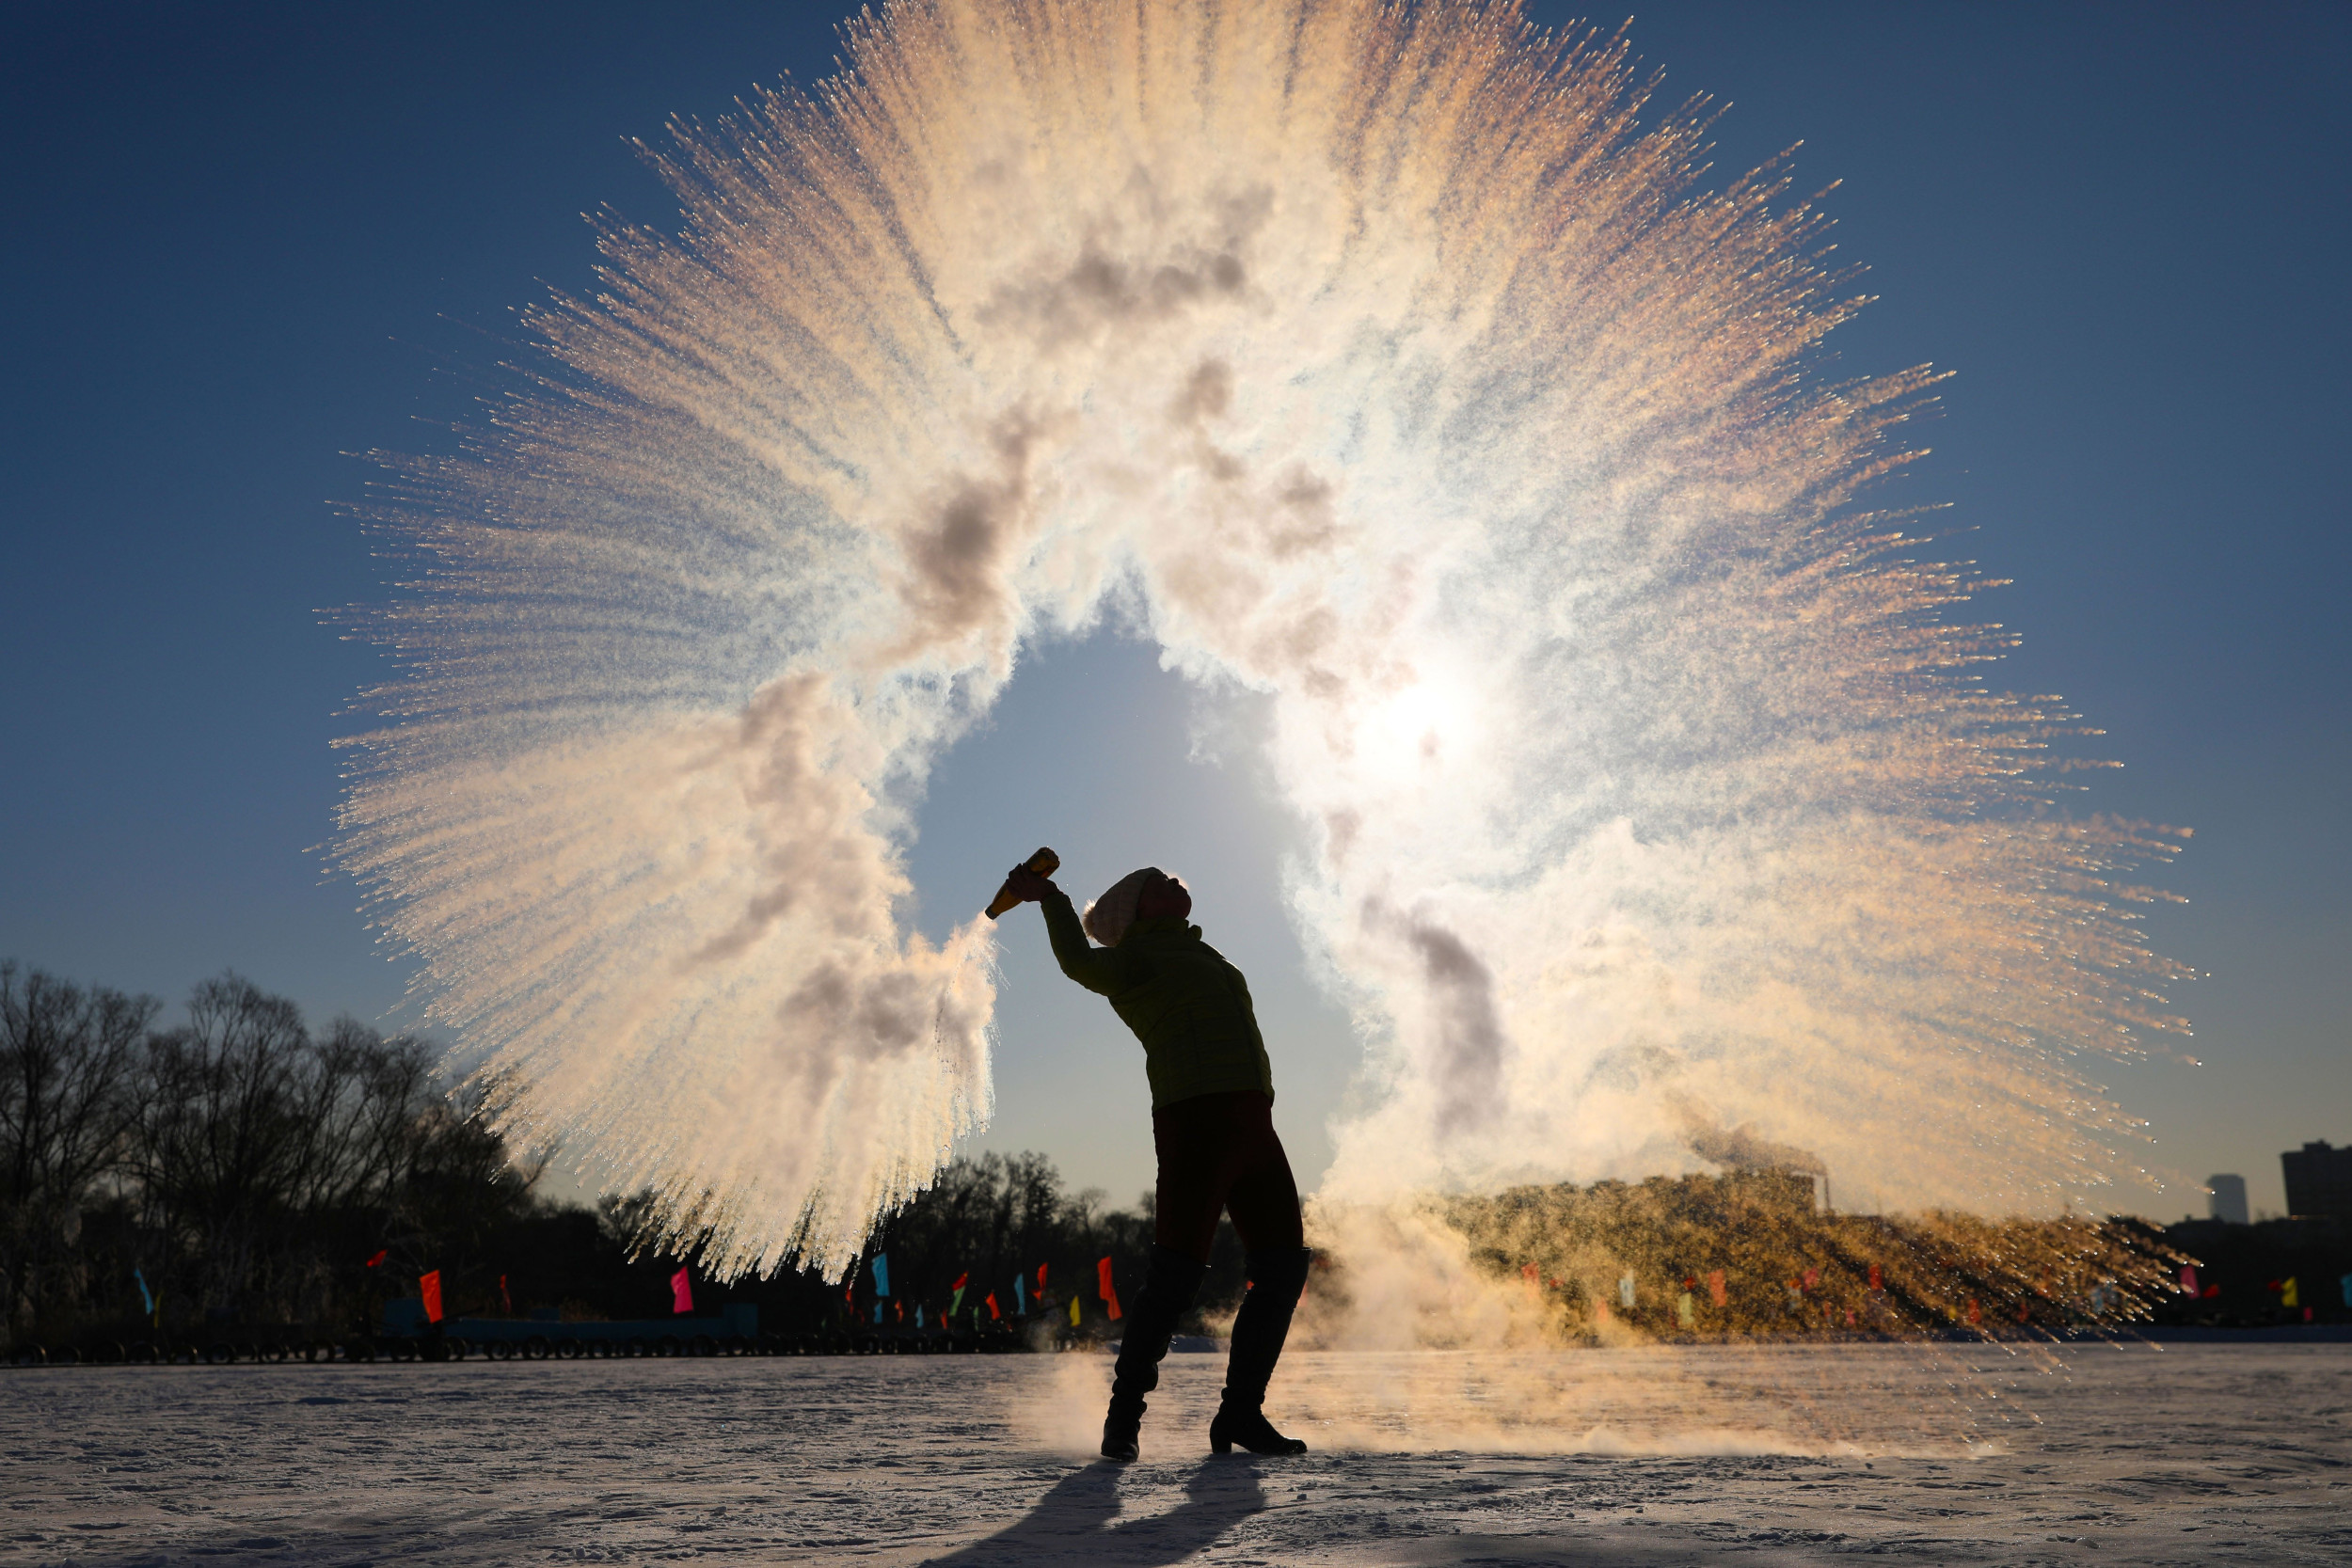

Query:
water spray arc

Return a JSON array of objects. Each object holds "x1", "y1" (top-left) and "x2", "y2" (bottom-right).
[{"x1": 339, "y1": 0, "x2": 2186, "y2": 1283}]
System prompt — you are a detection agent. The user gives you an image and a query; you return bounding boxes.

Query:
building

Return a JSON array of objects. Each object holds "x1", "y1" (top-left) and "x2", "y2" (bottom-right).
[
  {"x1": 2206, "y1": 1174, "x2": 2249, "y2": 1226},
  {"x1": 2281, "y1": 1141, "x2": 2352, "y2": 1219}
]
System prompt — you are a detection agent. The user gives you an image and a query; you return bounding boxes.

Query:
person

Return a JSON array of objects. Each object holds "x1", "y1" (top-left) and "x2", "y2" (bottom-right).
[{"x1": 998, "y1": 859, "x2": 1311, "y2": 1462}]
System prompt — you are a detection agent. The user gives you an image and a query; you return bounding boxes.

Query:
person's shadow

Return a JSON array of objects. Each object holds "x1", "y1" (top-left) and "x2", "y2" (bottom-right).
[{"x1": 920, "y1": 1457, "x2": 1270, "y2": 1566}]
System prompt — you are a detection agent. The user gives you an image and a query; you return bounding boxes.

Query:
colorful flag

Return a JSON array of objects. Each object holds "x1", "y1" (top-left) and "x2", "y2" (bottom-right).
[
  {"x1": 2281, "y1": 1276, "x2": 2300, "y2": 1308},
  {"x1": 501, "y1": 1274, "x2": 514, "y2": 1315},
  {"x1": 1097, "y1": 1257, "x2": 1122, "y2": 1321},
  {"x1": 420, "y1": 1270, "x2": 444, "y2": 1324},
  {"x1": 985, "y1": 1291, "x2": 1001, "y2": 1321},
  {"x1": 364, "y1": 1249, "x2": 388, "y2": 1270},
  {"x1": 1617, "y1": 1275, "x2": 1635, "y2": 1308},
  {"x1": 1069, "y1": 1294, "x2": 1081, "y2": 1326},
  {"x1": 951, "y1": 1272, "x2": 969, "y2": 1315},
  {"x1": 134, "y1": 1268, "x2": 154, "y2": 1316},
  {"x1": 1707, "y1": 1270, "x2": 1727, "y2": 1307},
  {"x1": 672, "y1": 1267, "x2": 694, "y2": 1314},
  {"x1": 1016, "y1": 1275, "x2": 1028, "y2": 1315},
  {"x1": 872, "y1": 1255, "x2": 891, "y2": 1297}
]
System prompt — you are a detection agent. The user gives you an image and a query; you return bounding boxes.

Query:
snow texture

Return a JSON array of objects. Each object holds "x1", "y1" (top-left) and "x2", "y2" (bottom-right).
[{"x1": 4, "y1": 1343, "x2": 2346, "y2": 1564}]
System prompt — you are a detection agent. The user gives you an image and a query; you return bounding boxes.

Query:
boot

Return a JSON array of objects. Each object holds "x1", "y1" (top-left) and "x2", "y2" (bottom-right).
[
  {"x1": 1102, "y1": 1244, "x2": 1207, "y2": 1462},
  {"x1": 1211, "y1": 1247, "x2": 1311, "y2": 1456}
]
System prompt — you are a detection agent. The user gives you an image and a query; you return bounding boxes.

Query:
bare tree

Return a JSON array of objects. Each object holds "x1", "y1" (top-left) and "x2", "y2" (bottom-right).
[{"x1": 0, "y1": 963, "x2": 156, "y2": 1336}]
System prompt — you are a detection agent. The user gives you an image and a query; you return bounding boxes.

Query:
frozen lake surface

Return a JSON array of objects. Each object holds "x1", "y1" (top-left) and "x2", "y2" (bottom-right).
[{"x1": 5, "y1": 1341, "x2": 2346, "y2": 1564}]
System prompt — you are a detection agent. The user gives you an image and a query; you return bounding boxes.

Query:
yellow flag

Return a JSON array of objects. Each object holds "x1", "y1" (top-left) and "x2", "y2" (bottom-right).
[
  {"x1": 1069, "y1": 1294, "x2": 1082, "y2": 1326},
  {"x1": 2282, "y1": 1276, "x2": 2300, "y2": 1307}
]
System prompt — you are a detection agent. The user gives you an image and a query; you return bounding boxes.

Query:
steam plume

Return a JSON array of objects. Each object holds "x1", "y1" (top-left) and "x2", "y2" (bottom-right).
[{"x1": 340, "y1": 0, "x2": 2185, "y2": 1279}]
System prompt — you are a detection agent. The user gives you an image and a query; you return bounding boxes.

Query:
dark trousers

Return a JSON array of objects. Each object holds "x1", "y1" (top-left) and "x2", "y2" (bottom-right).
[
  {"x1": 1110, "y1": 1090, "x2": 1310, "y2": 1421},
  {"x1": 1152, "y1": 1089, "x2": 1305, "y2": 1262}
]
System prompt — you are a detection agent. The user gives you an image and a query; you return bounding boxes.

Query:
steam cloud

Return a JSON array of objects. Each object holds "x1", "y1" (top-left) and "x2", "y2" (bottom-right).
[{"x1": 341, "y1": 0, "x2": 2186, "y2": 1280}]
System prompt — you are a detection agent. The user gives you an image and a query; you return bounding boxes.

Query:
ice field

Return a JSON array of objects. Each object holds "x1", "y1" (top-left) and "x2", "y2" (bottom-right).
[{"x1": 5, "y1": 1341, "x2": 2346, "y2": 1565}]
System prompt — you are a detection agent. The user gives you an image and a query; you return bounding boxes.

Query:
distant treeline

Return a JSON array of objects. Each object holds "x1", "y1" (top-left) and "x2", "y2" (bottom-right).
[
  {"x1": 9, "y1": 960, "x2": 2342, "y2": 1356},
  {"x1": 1423, "y1": 1172, "x2": 2348, "y2": 1336},
  {"x1": 1434, "y1": 1172, "x2": 2187, "y2": 1336},
  {"x1": 0, "y1": 962, "x2": 1209, "y2": 1352}
]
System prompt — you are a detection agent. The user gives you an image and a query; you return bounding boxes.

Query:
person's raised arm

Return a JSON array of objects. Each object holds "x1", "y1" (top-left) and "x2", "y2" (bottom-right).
[{"x1": 1000, "y1": 863, "x2": 1144, "y2": 996}]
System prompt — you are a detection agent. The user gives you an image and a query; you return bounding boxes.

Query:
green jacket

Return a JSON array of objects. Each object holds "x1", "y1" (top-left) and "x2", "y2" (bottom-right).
[{"x1": 1040, "y1": 890, "x2": 1276, "y2": 1109}]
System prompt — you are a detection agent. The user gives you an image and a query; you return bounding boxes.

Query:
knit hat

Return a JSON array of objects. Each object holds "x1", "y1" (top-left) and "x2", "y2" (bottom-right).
[{"x1": 1083, "y1": 867, "x2": 1165, "y2": 948}]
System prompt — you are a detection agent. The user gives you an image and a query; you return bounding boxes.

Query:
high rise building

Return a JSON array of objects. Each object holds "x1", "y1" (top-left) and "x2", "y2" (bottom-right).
[
  {"x1": 2206, "y1": 1174, "x2": 2249, "y2": 1225},
  {"x1": 2280, "y1": 1141, "x2": 2352, "y2": 1219}
]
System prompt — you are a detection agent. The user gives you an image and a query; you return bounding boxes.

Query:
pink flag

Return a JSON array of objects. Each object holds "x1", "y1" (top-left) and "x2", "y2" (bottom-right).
[
  {"x1": 2180, "y1": 1264, "x2": 2199, "y2": 1297},
  {"x1": 671, "y1": 1267, "x2": 694, "y2": 1315}
]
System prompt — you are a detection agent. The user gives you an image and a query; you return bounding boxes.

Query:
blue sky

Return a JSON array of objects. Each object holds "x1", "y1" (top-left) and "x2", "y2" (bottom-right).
[{"x1": 3, "y1": 1, "x2": 2344, "y2": 1219}]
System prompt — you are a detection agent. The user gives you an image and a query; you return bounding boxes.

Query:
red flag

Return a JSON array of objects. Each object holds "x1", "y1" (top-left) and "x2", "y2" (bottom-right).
[
  {"x1": 1802, "y1": 1267, "x2": 1820, "y2": 1291},
  {"x1": 420, "y1": 1270, "x2": 443, "y2": 1324},
  {"x1": 1867, "y1": 1263, "x2": 1883, "y2": 1291},
  {"x1": 500, "y1": 1274, "x2": 513, "y2": 1314},
  {"x1": 671, "y1": 1267, "x2": 694, "y2": 1315},
  {"x1": 984, "y1": 1291, "x2": 1001, "y2": 1321},
  {"x1": 1707, "y1": 1270, "x2": 1727, "y2": 1307},
  {"x1": 1964, "y1": 1297, "x2": 1981, "y2": 1326},
  {"x1": 1097, "y1": 1257, "x2": 1122, "y2": 1321},
  {"x1": 1520, "y1": 1262, "x2": 1539, "y2": 1286},
  {"x1": 894, "y1": 1300, "x2": 905, "y2": 1323},
  {"x1": 1037, "y1": 1264, "x2": 1048, "y2": 1291},
  {"x1": 364, "y1": 1249, "x2": 388, "y2": 1269},
  {"x1": 951, "y1": 1272, "x2": 968, "y2": 1291}
]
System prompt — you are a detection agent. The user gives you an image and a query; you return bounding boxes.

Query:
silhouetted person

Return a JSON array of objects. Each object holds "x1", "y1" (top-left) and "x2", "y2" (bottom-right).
[{"x1": 1000, "y1": 861, "x2": 1311, "y2": 1461}]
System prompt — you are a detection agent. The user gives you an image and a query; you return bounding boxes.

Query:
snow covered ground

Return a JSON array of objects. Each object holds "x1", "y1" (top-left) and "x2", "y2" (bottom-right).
[{"x1": 5, "y1": 1340, "x2": 2346, "y2": 1564}]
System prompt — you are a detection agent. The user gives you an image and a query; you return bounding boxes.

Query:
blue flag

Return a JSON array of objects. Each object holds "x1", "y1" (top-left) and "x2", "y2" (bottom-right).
[
  {"x1": 872, "y1": 1255, "x2": 891, "y2": 1297},
  {"x1": 1016, "y1": 1275, "x2": 1028, "y2": 1315},
  {"x1": 916, "y1": 1305, "x2": 925, "y2": 1328},
  {"x1": 134, "y1": 1268, "x2": 154, "y2": 1315}
]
